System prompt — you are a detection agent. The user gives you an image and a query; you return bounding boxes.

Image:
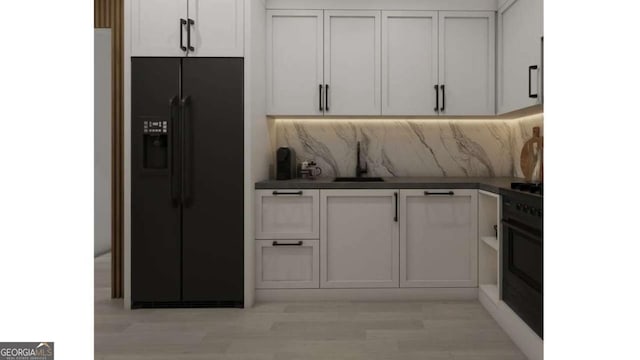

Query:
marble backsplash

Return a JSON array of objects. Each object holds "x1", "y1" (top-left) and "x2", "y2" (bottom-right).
[{"x1": 274, "y1": 114, "x2": 543, "y2": 178}]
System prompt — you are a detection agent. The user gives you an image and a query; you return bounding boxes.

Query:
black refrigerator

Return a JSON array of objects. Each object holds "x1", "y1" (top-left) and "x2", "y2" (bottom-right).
[{"x1": 131, "y1": 57, "x2": 244, "y2": 308}]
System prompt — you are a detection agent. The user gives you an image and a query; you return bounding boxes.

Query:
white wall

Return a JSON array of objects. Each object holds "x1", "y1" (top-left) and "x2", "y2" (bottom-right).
[
  {"x1": 244, "y1": 0, "x2": 270, "y2": 307},
  {"x1": 94, "y1": 29, "x2": 111, "y2": 257}
]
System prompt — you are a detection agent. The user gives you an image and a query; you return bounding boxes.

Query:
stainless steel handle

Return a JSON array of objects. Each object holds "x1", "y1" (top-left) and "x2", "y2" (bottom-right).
[{"x1": 501, "y1": 219, "x2": 541, "y2": 241}]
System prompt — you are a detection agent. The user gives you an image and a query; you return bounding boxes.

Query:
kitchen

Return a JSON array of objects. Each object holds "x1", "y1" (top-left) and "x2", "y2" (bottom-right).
[{"x1": 112, "y1": 0, "x2": 547, "y2": 359}]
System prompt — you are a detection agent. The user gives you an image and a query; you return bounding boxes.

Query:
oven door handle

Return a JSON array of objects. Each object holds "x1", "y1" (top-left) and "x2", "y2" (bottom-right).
[{"x1": 501, "y1": 219, "x2": 541, "y2": 240}]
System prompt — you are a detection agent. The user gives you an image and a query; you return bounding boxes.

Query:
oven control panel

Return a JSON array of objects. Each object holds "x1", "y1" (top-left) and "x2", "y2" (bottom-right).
[
  {"x1": 515, "y1": 203, "x2": 543, "y2": 217},
  {"x1": 143, "y1": 120, "x2": 168, "y2": 134}
]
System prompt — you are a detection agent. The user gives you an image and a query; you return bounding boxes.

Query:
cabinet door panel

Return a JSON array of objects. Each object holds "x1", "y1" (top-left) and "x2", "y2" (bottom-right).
[
  {"x1": 131, "y1": 0, "x2": 188, "y2": 56},
  {"x1": 256, "y1": 240, "x2": 319, "y2": 289},
  {"x1": 498, "y1": 0, "x2": 543, "y2": 114},
  {"x1": 439, "y1": 12, "x2": 495, "y2": 116},
  {"x1": 400, "y1": 189, "x2": 478, "y2": 287},
  {"x1": 321, "y1": 190, "x2": 399, "y2": 288},
  {"x1": 382, "y1": 11, "x2": 438, "y2": 116},
  {"x1": 256, "y1": 190, "x2": 320, "y2": 239},
  {"x1": 267, "y1": 10, "x2": 324, "y2": 115},
  {"x1": 188, "y1": 0, "x2": 244, "y2": 57},
  {"x1": 324, "y1": 11, "x2": 381, "y2": 116}
]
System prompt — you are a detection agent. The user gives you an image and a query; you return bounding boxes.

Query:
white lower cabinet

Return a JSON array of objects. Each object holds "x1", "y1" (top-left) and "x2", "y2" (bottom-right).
[
  {"x1": 399, "y1": 189, "x2": 478, "y2": 287},
  {"x1": 255, "y1": 190, "x2": 320, "y2": 239},
  {"x1": 320, "y1": 190, "x2": 399, "y2": 288},
  {"x1": 256, "y1": 240, "x2": 319, "y2": 289}
]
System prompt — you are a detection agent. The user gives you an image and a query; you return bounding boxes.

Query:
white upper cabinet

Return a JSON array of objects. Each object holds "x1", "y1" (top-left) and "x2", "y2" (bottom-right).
[
  {"x1": 132, "y1": 0, "x2": 188, "y2": 56},
  {"x1": 400, "y1": 189, "x2": 478, "y2": 288},
  {"x1": 438, "y1": 12, "x2": 495, "y2": 116},
  {"x1": 187, "y1": 0, "x2": 244, "y2": 57},
  {"x1": 267, "y1": 10, "x2": 324, "y2": 115},
  {"x1": 131, "y1": 0, "x2": 243, "y2": 57},
  {"x1": 497, "y1": 0, "x2": 543, "y2": 114},
  {"x1": 382, "y1": 11, "x2": 439, "y2": 116},
  {"x1": 324, "y1": 11, "x2": 381, "y2": 116},
  {"x1": 320, "y1": 190, "x2": 399, "y2": 288}
]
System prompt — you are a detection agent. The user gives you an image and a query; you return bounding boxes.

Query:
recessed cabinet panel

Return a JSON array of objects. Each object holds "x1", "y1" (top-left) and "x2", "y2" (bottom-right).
[
  {"x1": 324, "y1": 11, "x2": 381, "y2": 116},
  {"x1": 267, "y1": 10, "x2": 324, "y2": 115},
  {"x1": 400, "y1": 189, "x2": 478, "y2": 287},
  {"x1": 382, "y1": 11, "x2": 439, "y2": 116},
  {"x1": 320, "y1": 190, "x2": 399, "y2": 288},
  {"x1": 256, "y1": 240, "x2": 319, "y2": 289},
  {"x1": 255, "y1": 190, "x2": 320, "y2": 239},
  {"x1": 131, "y1": 0, "x2": 188, "y2": 56},
  {"x1": 188, "y1": 0, "x2": 244, "y2": 57},
  {"x1": 498, "y1": 0, "x2": 543, "y2": 114},
  {"x1": 438, "y1": 12, "x2": 495, "y2": 116}
]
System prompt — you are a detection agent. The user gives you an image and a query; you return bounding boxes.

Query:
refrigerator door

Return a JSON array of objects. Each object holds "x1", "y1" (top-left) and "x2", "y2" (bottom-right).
[
  {"x1": 181, "y1": 58, "x2": 244, "y2": 304},
  {"x1": 131, "y1": 58, "x2": 182, "y2": 302}
]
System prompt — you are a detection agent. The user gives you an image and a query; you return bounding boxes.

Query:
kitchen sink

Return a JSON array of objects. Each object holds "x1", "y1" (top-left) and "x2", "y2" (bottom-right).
[{"x1": 333, "y1": 177, "x2": 384, "y2": 182}]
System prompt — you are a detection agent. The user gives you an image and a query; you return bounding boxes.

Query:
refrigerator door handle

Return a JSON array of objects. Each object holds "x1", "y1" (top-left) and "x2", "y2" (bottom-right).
[
  {"x1": 169, "y1": 96, "x2": 180, "y2": 206},
  {"x1": 180, "y1": 95, "x2": 192, "y2": 206}
]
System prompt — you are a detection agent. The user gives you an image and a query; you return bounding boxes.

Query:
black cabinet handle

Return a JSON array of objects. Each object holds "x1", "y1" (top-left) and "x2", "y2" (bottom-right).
[
  {"x1": 319, "y1": 84, "x2": 323, "y2": 112},
  {"x1": 180, "y1": 96, "x2": 191, "y2": 206},
  {"x1": 440, "y1": 84, "x2": 445, "y2": 111},
  {"x1": 325, "y1": 84, "x2": 329, "y2": 112},
  {"x1": 424, "y1": 191, "x2": 454, "y2": 196},
  {"x1": 272, "y1": 191, "x2": 303, "y2": 196},
  {"x1": 179, "y1": 19, "x2": 187, "y2": 51},
  {"x1": 272, "y1": 241, "x2": 304, "y2": 246},
  {"x1": 187, "y1": 18, "x2": 195, "y2": 52},
  {"x1": 529, "y1": 65, "x2": 538, "y2": 98},
  {"x1": 394, "y1": 192, "x2": 398, "y2": 222},
  {"x1": 433, "y1": 84, "x2": 439, "y2": 112},
  {"x1": 169, "y1": 96, "x2": 180, "y2": 206}
]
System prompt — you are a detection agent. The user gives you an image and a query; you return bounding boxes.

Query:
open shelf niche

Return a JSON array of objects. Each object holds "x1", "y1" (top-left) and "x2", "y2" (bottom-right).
[{"x1": 478, "y1": 190, "x2": 501, "y2": 304}]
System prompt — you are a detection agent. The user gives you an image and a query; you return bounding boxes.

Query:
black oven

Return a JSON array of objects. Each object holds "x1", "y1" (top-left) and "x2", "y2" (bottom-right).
[{"x1": 502, "y1": 191, "x2": 543, "y2": 338}]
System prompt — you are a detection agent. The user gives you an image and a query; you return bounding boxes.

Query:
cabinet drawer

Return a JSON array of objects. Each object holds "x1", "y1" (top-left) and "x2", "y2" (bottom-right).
[
  {"x1": 255, "y1": 190, "x2": 320, "y2": 239},
  {"x1": 256, "y1": 240, "x2": 319, "y2": 289}
]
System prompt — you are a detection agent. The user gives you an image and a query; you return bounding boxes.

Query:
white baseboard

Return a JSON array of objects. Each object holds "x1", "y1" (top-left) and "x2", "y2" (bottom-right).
[
  {"x1": 256, "y1": 287, "x2": 478, "y2": 302},
  {"x1": 479, "y1": 288, "x2": 543, "y2": 360}
]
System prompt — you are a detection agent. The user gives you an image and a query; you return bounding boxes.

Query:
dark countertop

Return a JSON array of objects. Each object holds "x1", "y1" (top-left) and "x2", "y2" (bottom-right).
[{"x1": 255, "y1": 177, "x2": 539, "y2": 197}]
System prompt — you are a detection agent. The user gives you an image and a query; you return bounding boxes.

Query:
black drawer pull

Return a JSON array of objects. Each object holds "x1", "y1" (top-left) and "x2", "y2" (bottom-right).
[
  {"x1": 272, "y1": 191, "x2": 303, "y2": 196},
  {"x1": 272, "y1": 241, "x2": 303, "y2": 246},
  {"x1": 424, "y1": 191, "x2": 454, "y2": 196},
  {"x1": 433, "y1": 84, "x2": 439, "y2": 112}
]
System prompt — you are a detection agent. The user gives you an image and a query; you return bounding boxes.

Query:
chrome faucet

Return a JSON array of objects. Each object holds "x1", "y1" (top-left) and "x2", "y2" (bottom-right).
[{"x1": 355, "y1": 141, "x2": 368, "y2": 177}]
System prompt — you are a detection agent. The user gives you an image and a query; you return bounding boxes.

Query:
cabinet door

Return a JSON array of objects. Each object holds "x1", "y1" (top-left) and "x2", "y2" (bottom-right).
[
  {"x1": 256, "y1": 240, "x2": 319, "y2": 289},
  {"x1": 497, "y1": 0, "x2": 543, "y2": 114},
  {"x1": 131, "y1": 0, "x2": 188, "y2": 56},
  {"x1": 321, "y1": 190, "x2": 399, "y2": 288},
  {"x1": 324, "y1": 11, "x2": 381, "y2": 116},
  {"x1": 438, "y1": 12, "x2": 495, "y2": 116},
  {"x1": 187, "y1": 0, "x2": 244, "y2": 57},
  {"x1": 255, "y1": 190, "x2": 320, "y2": 239},
  {"x1": 267, "y1": 10, "x2": 324, "y2": 115},
  {"x1": 400, "y1": 189, "x2": 478, "y2": 287},
  {"x1": 382, "y1": 11, "x2": 438, "y2": 116}
]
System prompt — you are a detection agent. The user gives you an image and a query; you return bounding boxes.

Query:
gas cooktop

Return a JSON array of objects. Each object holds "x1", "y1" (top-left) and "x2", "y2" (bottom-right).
[{"x1": 510, "y1": 182, "x2": 543, "y2": 195}]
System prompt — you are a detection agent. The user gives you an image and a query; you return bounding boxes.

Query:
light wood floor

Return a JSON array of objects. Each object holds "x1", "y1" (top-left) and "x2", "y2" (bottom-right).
[{"x1": 95, "y1": 253, "x2": 526, "y2": 360}]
